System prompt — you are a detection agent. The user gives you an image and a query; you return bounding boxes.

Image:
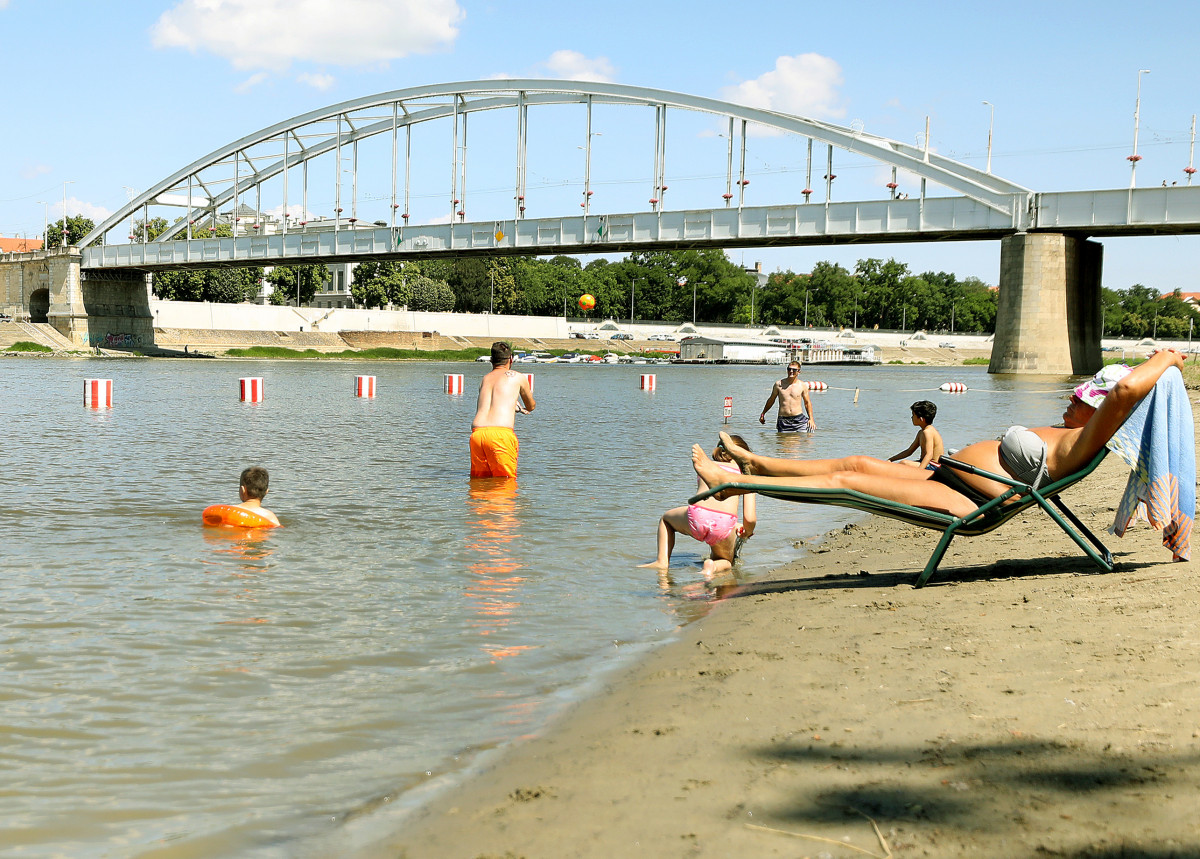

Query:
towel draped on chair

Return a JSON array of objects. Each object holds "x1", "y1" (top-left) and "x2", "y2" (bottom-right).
[{"x1": 1105, "y1": 366, "x2": 1195, "y2": 561}]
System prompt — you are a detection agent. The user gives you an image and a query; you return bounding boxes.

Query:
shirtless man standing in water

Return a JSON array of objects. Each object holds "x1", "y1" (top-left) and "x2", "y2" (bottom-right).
[
  {"x1": 759, "y1": 360, "x2": 816, "y2": 432},
  {"x1": 470, "y1": 341, "x2": 536, "y2": 478}
]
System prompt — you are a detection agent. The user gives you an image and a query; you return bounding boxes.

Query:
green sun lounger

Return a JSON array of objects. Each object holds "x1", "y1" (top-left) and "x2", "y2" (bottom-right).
[{"x1": 689, "y1": 449, "x2": 1113, "y2": 588}]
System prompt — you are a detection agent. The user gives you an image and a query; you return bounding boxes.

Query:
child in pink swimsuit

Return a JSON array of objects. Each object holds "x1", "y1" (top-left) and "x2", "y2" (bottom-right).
[{"x1": 638, "y1": 434, "x2": 758, "y2": 580}]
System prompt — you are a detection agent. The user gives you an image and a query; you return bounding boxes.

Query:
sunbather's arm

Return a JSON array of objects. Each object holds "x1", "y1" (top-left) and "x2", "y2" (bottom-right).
[{"x1": 1068, "y1": 349, "x2": 1187, "y2": 472}]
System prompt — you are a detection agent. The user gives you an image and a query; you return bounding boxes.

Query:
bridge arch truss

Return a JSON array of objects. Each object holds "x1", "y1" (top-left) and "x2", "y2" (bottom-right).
[{"x1": 82, "y1": 80, "x2": 1033, "y2": 263}]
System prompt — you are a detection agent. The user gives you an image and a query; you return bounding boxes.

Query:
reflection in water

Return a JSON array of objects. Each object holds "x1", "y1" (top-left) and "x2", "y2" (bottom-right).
[
  {"x1": 465, "y1": 479, "x2": 534, "y2": 664},
  {"x1": 202, "y1": 529, "x2": 277, "y2": 624},
  {"x1": 773, "y1": 429, "x2": 818, "y2": 459}
]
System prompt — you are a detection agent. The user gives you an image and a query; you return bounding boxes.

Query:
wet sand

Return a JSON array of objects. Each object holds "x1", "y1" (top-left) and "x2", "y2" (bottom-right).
[{"x1": 363, "y1": 399, "x2": 1200, "y2": 859}]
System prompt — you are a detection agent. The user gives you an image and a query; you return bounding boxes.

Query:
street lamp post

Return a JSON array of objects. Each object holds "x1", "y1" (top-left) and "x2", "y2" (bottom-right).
[
  {"x1": 982, "y1": 101, "x2": 994, "y2": 174},
  {"x1": 1130, "y1": 69, "x2": 1150, "y2": 189},
  {"x1": 630, "y1": 278, "x2": 636, "y2": 323},
  {"x1": 36, "y1": 201, "x2": 49, "y2": 246},
  {"x1": 682, "y1": 277, "x2": 693, "y2": 324},
  {"x1": 803, "y1": 288, "x2": 810, "y2": 328},
  {"x1": 60, "y1": 180, "x2": 74, "y2": 247}
]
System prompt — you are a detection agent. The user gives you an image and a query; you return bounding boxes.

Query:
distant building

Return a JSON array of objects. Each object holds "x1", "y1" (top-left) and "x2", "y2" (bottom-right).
[
  {"x1": 1163, "y1": 291, "x2": 1200, "y2": 307},
  {"x1": 0, "y1": 235, "x2": 44, "y2": 253}
]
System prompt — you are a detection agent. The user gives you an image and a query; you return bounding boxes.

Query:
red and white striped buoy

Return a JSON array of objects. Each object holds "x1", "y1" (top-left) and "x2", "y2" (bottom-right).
[
  {"x1": 84, "y1": 379, "x2": 113, "y2": 408},
  {"x1": 444, "y1": 374, "x2": 464, "y2": 395},
  {"x1": 640, "y1": 374, "x2": 656, "y2": 391},
  {"x1": 240, "y1": 377, "x2": 265, "y2": 402},
  {"x1": 355, "y1": 375, "x2": 376, "y2": 398},
  {"x1": 939, "y1": 382, "x2": 968, "y2": 393},
  {"x1": 525, "y1": 374, "x2": 535, "y2": 392},
  {"x1": 805, "y1": 380, "x2": 828, "y2": 391}
]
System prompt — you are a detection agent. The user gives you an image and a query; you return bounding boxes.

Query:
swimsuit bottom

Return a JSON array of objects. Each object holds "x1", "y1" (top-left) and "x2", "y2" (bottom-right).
[
  {"x1": 687, "y1": 504, "x2": 738, "y2": 546},
  {"x1": 470, "y1": 426, "x2": 519, "y2": 478},
  {"x1": 999, "y1": 425, "x2": 1051, "y2": 489},
  {"x1": 776, "y1": 413, "x2": 810, "y2": 433},
  {"x1": 928, "y1": 465, "x2": 994, "y2": 507}
]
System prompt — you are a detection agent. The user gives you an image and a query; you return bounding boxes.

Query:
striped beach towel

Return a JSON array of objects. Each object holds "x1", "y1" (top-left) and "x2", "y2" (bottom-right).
[{"x1": 1106, "y1": 366, "x2": 1195, "y2": 561}]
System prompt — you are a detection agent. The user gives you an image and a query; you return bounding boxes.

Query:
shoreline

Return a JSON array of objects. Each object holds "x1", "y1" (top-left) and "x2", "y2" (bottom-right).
[{"x1": 354, "y1": 398, "x2": 1200, "y2": 859}]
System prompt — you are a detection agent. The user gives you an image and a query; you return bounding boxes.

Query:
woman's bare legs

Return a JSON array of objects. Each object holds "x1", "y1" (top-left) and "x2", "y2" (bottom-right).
[
  {"x1": 693, "y1": 445, "x2": 978, "y2": 517},
  {"x1": 717, "y1": 431, "x2": 925, "y2": 481}
]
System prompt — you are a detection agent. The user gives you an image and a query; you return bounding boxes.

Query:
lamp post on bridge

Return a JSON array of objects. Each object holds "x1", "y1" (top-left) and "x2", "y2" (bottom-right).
[
  {"x1": 60, "y1": 180, "x2": 74, "y2": 248},
  {"x1": 982, "y1": 101, "x2": 994, "y2": 174},
  {"x1": 36, "y1": 201, "x2": 48, "y2": 247},
  {"x1": 1129, "y1": 69, "x2": 1150, "y2": 189}
]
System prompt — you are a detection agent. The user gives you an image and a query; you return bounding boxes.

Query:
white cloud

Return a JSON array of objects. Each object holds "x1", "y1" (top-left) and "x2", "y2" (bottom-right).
[
  {"x1": 151, "y1": 0, "x2": 464, "y2": 72},
  {"x1": 234, "y1": 72, "x2": 270, "y2": 94},
  {"x1": 538, "y1": 50, "x2": 615, "y2": 83},
  {"x1": 297, "y1": 72, "x2": 335, "y2": 91},
  {"x1": 0, "y1": 1, "x2": 11, "y2": 9},
  {"x1": 51, "y1": 197, "x2": 112, "y2": 223},
  {"x1": 21, "y1": 163, "x2": 51, "y2": 180},
  {"x1": 721, "y1": 54, "x2": 845, "y2": 120}
]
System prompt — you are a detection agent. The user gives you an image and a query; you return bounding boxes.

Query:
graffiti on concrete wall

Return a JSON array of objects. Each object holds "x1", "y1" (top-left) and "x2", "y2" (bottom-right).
[{"x1": 90, "y1": 332, "x2": 145, "y2": 348}]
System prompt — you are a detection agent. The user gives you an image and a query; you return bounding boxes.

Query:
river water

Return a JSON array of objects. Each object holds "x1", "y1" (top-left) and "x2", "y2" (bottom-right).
[{"x1": 0, "y1": 357, "x2": 1074, "y2": 856}]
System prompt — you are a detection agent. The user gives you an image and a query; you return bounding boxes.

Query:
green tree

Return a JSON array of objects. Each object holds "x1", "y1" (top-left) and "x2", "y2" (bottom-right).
[
  {"x1": 45, "y1": 215, "x2": 95, "y2": 248},
  {"x1": 129, "y1": 217, "x2": 169, "y2": 243},
  {"x1": 151, "y1": 223, "x2": 262, "y2": 302},
  {"x1": 268, "y1": 264, "x2": 328, "y2": 306},
  {"x1": 409, "y1": 274, "x2": 455, "y2": 312}
]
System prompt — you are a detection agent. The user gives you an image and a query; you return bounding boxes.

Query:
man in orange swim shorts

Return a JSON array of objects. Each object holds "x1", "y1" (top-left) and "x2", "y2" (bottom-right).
[{"x1": 470, "y1": 341, "x2": 536, "y2": 478}]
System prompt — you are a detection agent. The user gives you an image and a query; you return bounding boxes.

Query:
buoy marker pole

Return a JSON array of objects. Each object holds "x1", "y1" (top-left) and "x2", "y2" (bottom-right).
[
  {"x1": 239, "y1": 377, "x2": 264, "y2": 402},
  {"x1": 723, "y1": 396, "x2": 733, "y2": 424},
  {"x1": 84, "y1": 379, "x2": 113, "y2": 409}
]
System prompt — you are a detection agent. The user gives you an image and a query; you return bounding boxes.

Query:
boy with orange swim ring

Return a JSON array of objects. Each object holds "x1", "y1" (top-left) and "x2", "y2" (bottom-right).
[
  {"x1": 203, "y1": 466, "x2": 281, "y2": 528},
  {"x1": 234, "y1": 466, "x2": 280, "y2": 526}
]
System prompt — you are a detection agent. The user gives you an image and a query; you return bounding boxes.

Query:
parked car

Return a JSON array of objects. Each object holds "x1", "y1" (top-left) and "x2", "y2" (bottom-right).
[
  {"x1": 648, "y1": 333, "x2": 675, "y2": 341},
  {"x1": 610, "y1": 332, "x2": 633, "y2": 340},
  {"x1": 570, "y1": 332, "x2": 587, "y2": 339},
  {"x1": 938, "y1": 341, "x2": 956, "y2": 349}
]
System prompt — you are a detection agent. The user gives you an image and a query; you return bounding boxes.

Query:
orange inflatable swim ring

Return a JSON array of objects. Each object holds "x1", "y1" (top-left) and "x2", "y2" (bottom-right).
[{"x1": 202, "y1": 504, "x2": 278, "y2": 529}]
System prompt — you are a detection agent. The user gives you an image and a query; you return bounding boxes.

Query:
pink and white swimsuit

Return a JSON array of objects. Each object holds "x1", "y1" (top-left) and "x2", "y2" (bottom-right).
[{"x1": 687, "y1": 462, "x2": 742, "y2": 545}]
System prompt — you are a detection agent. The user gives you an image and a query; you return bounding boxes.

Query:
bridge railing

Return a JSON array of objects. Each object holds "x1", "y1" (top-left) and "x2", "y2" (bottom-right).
[{"x1": 83, "y1": 197, "x2": 1024, "y2": 270}]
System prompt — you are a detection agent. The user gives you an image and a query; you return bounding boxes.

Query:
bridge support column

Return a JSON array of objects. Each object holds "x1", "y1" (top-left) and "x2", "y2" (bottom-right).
[
  {"x1": 990, "y1": 232, "x2": 1102, "y2": 376},
  {"x1": 0, "y1": 250, "x2": 153, "y2": 349}
]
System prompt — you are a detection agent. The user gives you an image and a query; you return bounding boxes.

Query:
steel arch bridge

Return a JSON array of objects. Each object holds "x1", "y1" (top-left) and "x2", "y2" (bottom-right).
[{"x1": 81, "y1": 79, "x2": 1036, "y2": 271}]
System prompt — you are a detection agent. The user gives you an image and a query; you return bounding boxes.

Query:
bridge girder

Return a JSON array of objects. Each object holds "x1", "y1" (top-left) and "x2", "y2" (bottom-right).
[{"x1": 82, "y1": 80, "x2": 1033, "y2": 251}]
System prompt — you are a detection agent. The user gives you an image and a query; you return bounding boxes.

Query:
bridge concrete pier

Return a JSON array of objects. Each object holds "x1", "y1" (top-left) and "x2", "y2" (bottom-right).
[
  {"x1": 990, "y1": 232, "x2": 1102, "y2": 376},
  {"x1": 0, "y1": 249, "x2": 153, "y2": 349}
]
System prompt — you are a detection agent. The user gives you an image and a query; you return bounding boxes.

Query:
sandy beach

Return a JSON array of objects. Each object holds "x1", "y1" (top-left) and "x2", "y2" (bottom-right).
[{"x1": 358, "y1": 388, "x2": 1200, "y2": 859}]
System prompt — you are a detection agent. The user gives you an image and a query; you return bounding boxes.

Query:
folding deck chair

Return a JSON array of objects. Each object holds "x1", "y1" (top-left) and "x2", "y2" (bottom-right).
[{"x1": 689, "y1": 449, "x2": 1114, "y2": 588}]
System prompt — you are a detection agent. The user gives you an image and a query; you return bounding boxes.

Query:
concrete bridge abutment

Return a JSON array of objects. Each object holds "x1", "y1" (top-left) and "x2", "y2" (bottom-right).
[
  {"x1": 989, "y1": 232, "x2": 1103, "y2": 376},
  {"x1": 0, "y1": 250, "x2": 153, "y2": 348}
]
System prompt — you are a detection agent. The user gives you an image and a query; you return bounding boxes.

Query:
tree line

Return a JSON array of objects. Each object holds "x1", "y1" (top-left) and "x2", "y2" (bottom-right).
[{"x1": 43, "y1": 216, "x2": 1200, "y2": 338}]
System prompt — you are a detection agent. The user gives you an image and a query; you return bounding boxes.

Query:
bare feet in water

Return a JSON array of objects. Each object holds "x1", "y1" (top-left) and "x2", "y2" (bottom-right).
[
  {"x1": 717, "y1": 431, "x2": 756, "y2": 474},
  {"x1": 637, "y1": 560, "x2": 670, "y2": 570}
]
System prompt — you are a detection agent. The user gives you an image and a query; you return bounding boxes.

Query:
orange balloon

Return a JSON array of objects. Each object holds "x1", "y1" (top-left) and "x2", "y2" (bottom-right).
[{"x1": 578, "y1": 294, "x2": 596, "y2": 311}]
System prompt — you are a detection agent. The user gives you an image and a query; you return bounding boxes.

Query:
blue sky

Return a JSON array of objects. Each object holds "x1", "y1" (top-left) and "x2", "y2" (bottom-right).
[{"x1": 2, "y1": 0, "x2": 1198, "y2": 293}]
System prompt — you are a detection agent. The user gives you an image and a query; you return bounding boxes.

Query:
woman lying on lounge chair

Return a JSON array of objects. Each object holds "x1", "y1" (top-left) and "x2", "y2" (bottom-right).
[{"x1": 694, "y1": 349, "x2": 1188, "y2": 518}]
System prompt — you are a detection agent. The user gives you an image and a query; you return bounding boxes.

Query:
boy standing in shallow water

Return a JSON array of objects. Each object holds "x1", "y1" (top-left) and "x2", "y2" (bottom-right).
[
  {"x1": 888, "y1": 400, "x2": 945, "y2": 469},
  {"x1": 471, "y1": 341, "x2": 537, "y2": 478},
  {"x1": 235, "y1": 466, "x2": 280, "y2": 527},
  {"x1": 639, "y1": 435, "x2": 757, "y2": 579}
]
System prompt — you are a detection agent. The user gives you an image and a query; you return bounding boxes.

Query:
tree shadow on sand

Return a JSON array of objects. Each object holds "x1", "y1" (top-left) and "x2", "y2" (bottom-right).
[{"x1": 746, "y1": 737, "x2": 1200, "y2": 857}]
